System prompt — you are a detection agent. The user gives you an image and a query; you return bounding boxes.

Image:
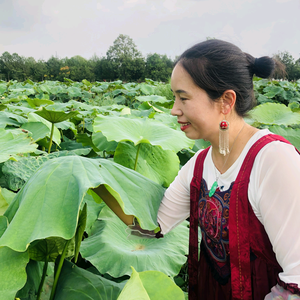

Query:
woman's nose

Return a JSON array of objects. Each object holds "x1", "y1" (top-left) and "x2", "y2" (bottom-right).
[{"x1": 171, "y1": 98, "x2": 182, "y2": 116}]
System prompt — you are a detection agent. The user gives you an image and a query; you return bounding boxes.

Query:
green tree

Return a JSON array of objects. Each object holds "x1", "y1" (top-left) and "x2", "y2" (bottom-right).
[
  {"x1": 145, "y1": 53, "x2": 173, "y2": 82},
  {"x1": 32, "y1": 59, "x2": 48, "y2": 82},
  {"x1": 47, "y1": 56, "x2": 63, "y2": 80},
  {"x1": 274, "y1": 51, "x2": 300, "y2": 80},
  {"x1": 0, "y1": 52, "x2": 33, "y2": 81},
  {"x1": 93, "y1": 57, "x2": 115, "y2": 81},
  {"x1": 65, "y1": 55, "x2": 94, "y2": 82},
  {"x1": 106, "y1": 34, "x2": 145, "y2": 81},
  {"x1": 0, "y1": 51, "x2": 14, "y2": 81}
]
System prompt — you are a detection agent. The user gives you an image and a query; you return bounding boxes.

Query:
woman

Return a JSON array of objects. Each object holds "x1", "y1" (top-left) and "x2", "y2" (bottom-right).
[{"x1": 94, "y1": 39, "x2": 300, "y2": 299}]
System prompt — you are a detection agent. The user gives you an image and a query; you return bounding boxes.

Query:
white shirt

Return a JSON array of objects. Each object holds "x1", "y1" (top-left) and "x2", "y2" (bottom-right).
[{"x1": 157, "y1": 129, "x2": 300, "y2": 286}]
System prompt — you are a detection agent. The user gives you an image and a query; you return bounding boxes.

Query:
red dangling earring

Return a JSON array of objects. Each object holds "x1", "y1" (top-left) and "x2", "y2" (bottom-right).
[{"x1": 219, "y1": 119, "x2": 229, "y2": 155}]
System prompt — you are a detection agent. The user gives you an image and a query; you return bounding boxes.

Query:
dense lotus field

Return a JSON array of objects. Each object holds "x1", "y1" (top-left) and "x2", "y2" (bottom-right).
[{"x1": 0, "y1": 77, "x2": 300, "y2": 300}]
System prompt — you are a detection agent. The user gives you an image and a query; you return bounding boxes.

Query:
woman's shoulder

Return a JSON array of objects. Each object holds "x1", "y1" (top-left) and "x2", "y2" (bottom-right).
[
  {"x1": 246, "y1": 129, "x2": 297, "y2": 157},
  {"x1": 251, "y1": 129, "x2": 300, "y2": 177},
  {"x1": 253, "y1": 130, "x2": 298, "y2": 158}
]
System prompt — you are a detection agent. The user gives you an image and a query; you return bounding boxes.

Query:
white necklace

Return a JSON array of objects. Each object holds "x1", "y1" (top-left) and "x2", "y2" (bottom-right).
[{"x1": 209, "y1": 122, "x2": 246, "y2": 197}]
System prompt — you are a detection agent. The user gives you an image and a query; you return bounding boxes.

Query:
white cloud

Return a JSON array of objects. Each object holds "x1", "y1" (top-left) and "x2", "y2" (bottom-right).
[{"x1": 0, "y1": 0, "x2": 299, "y2": 61}]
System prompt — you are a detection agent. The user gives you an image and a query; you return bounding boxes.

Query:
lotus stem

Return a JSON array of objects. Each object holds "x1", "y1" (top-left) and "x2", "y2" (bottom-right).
[
  {"x1": 81, "y1": 120, "x2": 85, "y2": 133},
  {"x1": 49, "y1": 239, "x2": 71, "y2": 300},
  {"x1": 48, "y1": 123, "x2": 55, "y2": 154},
  {"x1": 60, "y1": 129, "x2": 64, "y2": 142},
  {"x1": 36, "y1": 258, "x2": 48, "y2": 300},
  {"x1": 134, "y1": 144, "x2": 141, "y2": 171}
]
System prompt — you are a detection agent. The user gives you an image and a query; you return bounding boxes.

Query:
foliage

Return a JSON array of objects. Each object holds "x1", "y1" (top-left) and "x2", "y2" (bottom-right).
[
  {"x1": 273, "y1": 51, "x2": 300, "y2": 81},
  {"x1": 0, "y1": 76, "x2": 299, "y2": 299},
  {"x1": 106, "y1": 34, "x2": 145, "y2": 82},
  {"x1": 145, "y1": 53, "x2": 173, "y2": 82},
  {"x1": 253, "y1": 78, "x2": 300, "y2": 106},
  {"x1": 0, "y1": 34, "x2": 174, "y2": 83}
]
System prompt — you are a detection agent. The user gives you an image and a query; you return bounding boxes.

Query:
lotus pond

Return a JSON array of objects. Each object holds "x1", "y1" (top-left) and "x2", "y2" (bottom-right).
[{"x1": 0, "y1": 78, "x2": 300, "y2": 300}]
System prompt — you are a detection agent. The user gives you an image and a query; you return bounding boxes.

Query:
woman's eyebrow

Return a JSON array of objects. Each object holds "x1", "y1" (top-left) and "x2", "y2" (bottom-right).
[{"x1": 171, "y1": 89, "x2": 189, "y2": 94}]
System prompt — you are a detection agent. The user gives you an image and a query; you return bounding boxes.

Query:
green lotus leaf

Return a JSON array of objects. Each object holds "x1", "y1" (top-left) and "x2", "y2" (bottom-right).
[
  {"x1": 10, "y1": 87, "x2": 35, "y2": 96},
  {"x1": 59, "y1": 141, "x2": 91, "y2": 154},
  {"x1": 0, "y1": 215, "x2": 8, "y2": 237},
  {"x1": 193, "y1": 139, "x2": 211, "y2": 152},
  {"x1": 55, "y1": 120, "x2": 77, "y2": 135},
  {"x1": 146, "y1": 102, "x2": 171, "y2": 113},
  {"x1": 0, "y1": 104, "x2": 7, "y2": 111},
  {"x1": 34, "y1": 106, "x2": 79, "y2": 123},
  {"x1": 0, "y1": 156, "x2": 164, "y2": 251},
  {"x1": 80, "y1": 206, "x2": 189, "y2": 278},
  {"x1": 21, "y1": 121, "x2": 50, "y2": 142},
  {"x1": 117, "y1": 267, "x2": 150, "y2": 300},
  {"x1": 26, "y1": 98, "x2": 54, "y2": 108},
  {"x1": 136, "y1": 95, "x2": 171, "y2": 104},
  {"x1": 0, "y1": 190, "x2": 9, "y2": 216},
  {"x1": 139, "y1": 84, "x2": 156, "y2": 95},
  {"x1": 76, "y1": 133, "x2": 101, "y2": 153},
  {"x1": 39, "y1": 83, "x2": 52, "y2": 94},
  {"x1": 114, "y1": 142, "x2": 179, "y2": 187},
  {"x1": 0, "y1": 83, "x2": 7, "y2": 95},
  {"x1": 117, "y1": 267, "x2": 185, "y2": 300},
  {"x1": 91, "y1": 86, "x2": 104, "y2": 94},
  {"x1": 0, "y1": 128, "x2": 38, "y2": 163},
  {"x1": 93, "y1": 115, "x2": 194, "y2": 152},
  {"x1": 83, "y1": 192, "x2": 105, "y2": 236},
  {"x1": 153, "y1": 113, "x2": 179, "y2": 130},
  {"x1": 250, "y1": 103, "x2": 300, "y2": 126},
  {"x1": 1, "y1": 111, "x2": 27, "y2": 124},
  {"x1": 68, "y1": 99, "x2": 97, "y2": 111},
  {"x1": 262, "y1": 85, "x2": 284, "y2": 98},
  {"x1": 28, "y1": 236, "x2": 75, "y2": 262},
  {"x1": 0, "y1": 111, "x2": 26, "y2": 128},
  {"x1": 2, "y1": 150, "x2": 95, "y2": 192},
  {"x1": 268, "y1": 126, "x2": 300, "y2": 149},
  {"x1": 6, "y1": 104, "x2": 35, "y2": 116},
  {"x1": 54, "y1": 259, "x2": 124, "y2": 300},
  {"x1": 0, "y1": 188, "x2": 15, "y2": 216},
  {"x1": 28, "y1": 112, "x2": 61, "y2": 145},
  {"x1": 257, "y1": 94, "x2": 272, "y2": 104},
  {"x1": 0, "y1": 247, "x2": 29, "y2": 300},
  {"x1": 67, "y1": 86, "x2": 82, "y2": 98},
  {"x1": 46, "y1": 102, "x2": 71, "y2": 111},
  {"x1": 15, "y1": 260, "x2": 44, "y2": 299},
  {"x1": 92, "y1": 132, "x2": 118, "y2": 152}
]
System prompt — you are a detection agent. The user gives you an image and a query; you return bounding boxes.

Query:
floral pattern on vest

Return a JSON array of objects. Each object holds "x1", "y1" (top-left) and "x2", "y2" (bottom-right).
[{"x1": 198, "y1": 178, "x2": 234, "y2": 280}]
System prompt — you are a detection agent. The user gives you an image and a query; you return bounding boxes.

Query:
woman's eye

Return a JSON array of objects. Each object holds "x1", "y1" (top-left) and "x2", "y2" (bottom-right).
[{"x1": 180, "y1": 97, "x2": 187, "y2": 101}]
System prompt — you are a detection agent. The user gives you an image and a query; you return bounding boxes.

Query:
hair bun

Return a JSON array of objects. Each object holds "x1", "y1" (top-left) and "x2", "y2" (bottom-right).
[{"x1": 252, "y1": 56, "x2": 275, "y2": 78}]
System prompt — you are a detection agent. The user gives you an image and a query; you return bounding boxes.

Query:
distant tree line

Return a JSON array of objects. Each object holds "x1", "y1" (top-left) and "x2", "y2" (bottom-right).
[
  {"x1": 273, "y1": 51, "x2": 300, "y2": 81},
  {"x1": 0, "y1": 34, "x2": 174, "y2": 83},
  {"x1": 0, "y1": 34, "x2": 299, "y2": 82}
]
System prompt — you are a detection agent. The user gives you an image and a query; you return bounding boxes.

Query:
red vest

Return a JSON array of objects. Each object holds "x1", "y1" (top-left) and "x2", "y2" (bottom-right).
[{"x1": 188, "y1": 134, "x2": 299, "y2": 300}]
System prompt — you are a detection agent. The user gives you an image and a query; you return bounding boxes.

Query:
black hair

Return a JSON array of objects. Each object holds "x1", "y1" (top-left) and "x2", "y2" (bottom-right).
[{"x1": 176, "y1": 39, "x2": 276, "y2": 117}]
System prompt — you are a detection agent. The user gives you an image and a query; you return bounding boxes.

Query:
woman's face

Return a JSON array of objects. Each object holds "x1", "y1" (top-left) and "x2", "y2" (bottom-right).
[{"x1": 171, "y1": 63, "x2": 222, "y2": 141}]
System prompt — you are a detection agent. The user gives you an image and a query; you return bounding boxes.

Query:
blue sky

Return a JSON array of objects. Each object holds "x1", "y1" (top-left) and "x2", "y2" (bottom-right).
[{"x1": 0, "y1": 0, "x2": 299, "y2": 61}]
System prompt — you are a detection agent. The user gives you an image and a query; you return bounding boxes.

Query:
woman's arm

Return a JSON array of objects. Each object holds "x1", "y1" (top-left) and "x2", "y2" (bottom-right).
[
  {"x1": 157, "y1": 150, "x2": 200, "y2": 234},
  {"x1": 251, "y1": 142, "x2": 300, "y2": 293},
  {"x1": 92, "y1": 185, "x2": 134, "y2": 226},
  {"x1": 93, "y1": 149, "x2": 200, "y2": 233}
]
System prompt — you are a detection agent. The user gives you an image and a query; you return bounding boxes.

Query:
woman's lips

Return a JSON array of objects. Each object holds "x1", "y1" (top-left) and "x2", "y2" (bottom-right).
[{"x1": 179, "y1": 122, "x2": 191, "y2": 131}]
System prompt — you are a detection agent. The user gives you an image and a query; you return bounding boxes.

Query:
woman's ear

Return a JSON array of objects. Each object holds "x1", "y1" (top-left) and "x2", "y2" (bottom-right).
[{"x1": 220, "y1": 90, "x2": 236, "y2": 115}]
